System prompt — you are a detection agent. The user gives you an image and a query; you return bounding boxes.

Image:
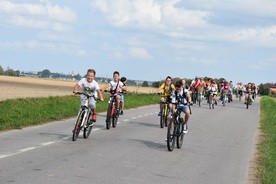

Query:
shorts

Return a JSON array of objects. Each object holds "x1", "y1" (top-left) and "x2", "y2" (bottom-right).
[
  {"x1": 177, "y1": 104, "x2": 189, "y2": 112},
  {"x1": 120, "y1": 94, "x2": 125, "y2": 101},
  {"x1": 81, "y1": 96, "x2": 96, "y2": 109}
]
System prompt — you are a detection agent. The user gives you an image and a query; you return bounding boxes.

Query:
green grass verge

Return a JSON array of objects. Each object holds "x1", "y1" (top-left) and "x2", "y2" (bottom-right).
[
  {"x1": 0, "y1": 93, "x2": 159, "y2": 131},
  {"x1": 259, "y1": 96, "x2": 276, "y2": 184}
]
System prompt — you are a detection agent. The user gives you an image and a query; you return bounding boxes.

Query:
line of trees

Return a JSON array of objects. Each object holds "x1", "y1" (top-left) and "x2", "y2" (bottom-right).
[{"x1": 0, "y1": 65, "x2": 274, "y2": 96}]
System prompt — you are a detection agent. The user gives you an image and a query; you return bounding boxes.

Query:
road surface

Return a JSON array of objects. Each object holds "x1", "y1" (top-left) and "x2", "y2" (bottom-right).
[{"x1": 0, "y1": 97, "x2": 260, "y2": 184}]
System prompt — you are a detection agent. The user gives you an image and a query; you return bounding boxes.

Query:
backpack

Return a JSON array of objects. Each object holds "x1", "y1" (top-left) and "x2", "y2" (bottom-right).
[{"x1": 175, "y1": 87, "x2": 188, "y2": 104}]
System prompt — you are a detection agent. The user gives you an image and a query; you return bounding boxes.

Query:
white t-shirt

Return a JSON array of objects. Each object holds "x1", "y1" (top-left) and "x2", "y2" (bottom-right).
[
  {"x1": 78, "y1": 78, "x2": 100, "y2": 97},
  {"x1": 109, "y1": 81, "x2": 124, "y2": 92},
  {"x1": 172, "y1": 88, "x2": 189, "y2": 104}
]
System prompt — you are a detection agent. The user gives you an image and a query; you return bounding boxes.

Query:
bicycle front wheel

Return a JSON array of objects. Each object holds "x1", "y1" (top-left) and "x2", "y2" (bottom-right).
[
  {"x1": 72, "y1": 110, "x2": 85, "y2": 141},
  {"x1": 167, "y1": 120, "x2": 176, "y2": 151},
  {"x1": 177, "y1": 123, "x2": 184, "y2": 149},
  {"x1": 83, "y1": 112, "x2": 93, "y2": 139},
  {"x1": 160, "y1": 109, "x2": 164, "y2": 128},
  {"x1": 106, "y1": 103, "x2": 113, "y2": 129}
]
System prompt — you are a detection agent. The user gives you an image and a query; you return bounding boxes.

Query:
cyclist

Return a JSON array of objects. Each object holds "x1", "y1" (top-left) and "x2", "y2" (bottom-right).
[
  {"x1": 244, "y1": 82, "x2": 253, "y2": 104},
  {"x1": 205, "y1": 78, "x2": 211, "y2": 102},
  {"x1": 156, "y1": 76, "x2": 175, "y2": 117},
  {"x1": 102, "y1": 71, "x2": 126, "y2": 115},
  {"x1": 190, "y1": 77, "x2": 200, "y2": 104},
  {"x1": 196, "y1": 77, "x2": 206, "y2": 103},
  {"x1": 73, "y1": 69, "x2": 104, "y2": 123},
  {"x1": 172, "y1": 80, "x2": 191, "y2": 134},
  {"x1": 120, "y1": 76, "x2": 127, "y2": 115},
  {"x1": 210, "y1": 80, "x2": 218, "y2": 105}
]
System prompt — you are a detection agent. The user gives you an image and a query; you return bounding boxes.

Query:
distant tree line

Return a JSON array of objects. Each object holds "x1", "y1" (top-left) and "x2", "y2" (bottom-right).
[{"x1": 0, "y1": 65, "x2": 274, "y2": 96}]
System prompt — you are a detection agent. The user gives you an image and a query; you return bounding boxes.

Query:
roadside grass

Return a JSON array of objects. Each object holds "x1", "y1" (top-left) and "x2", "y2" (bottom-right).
[
  {"x1": 0, "y1": 93, "x2": 159, "y2": 131},
  {"x1": 259, "y1": 96, "x2": 276, "y2": 184}
]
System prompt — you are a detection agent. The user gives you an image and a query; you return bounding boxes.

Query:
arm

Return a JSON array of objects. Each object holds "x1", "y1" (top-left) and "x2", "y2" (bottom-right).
[
  {"x1": 96, "y1": 89, "x2": 104, "y2": 101},
  {"x1": 73, "y1": 83, "x2": 81, "y2": 94}
]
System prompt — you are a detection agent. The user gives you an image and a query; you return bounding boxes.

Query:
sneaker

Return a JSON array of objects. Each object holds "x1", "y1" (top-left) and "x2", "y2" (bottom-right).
[
  {"x1": 92, "y1": 114, "x2": 97, "y2": 122},
  {"x1": 158, "y1": 111, "x2": 161, "y2": 116},
  {"x1": 183, "y1": 124, "x2": 188, "y2": 134}
]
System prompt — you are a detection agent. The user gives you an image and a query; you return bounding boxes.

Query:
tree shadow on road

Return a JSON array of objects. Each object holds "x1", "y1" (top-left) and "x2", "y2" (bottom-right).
[{"x1": 129, "y1": 139, "x2": 166, "y2": 151}]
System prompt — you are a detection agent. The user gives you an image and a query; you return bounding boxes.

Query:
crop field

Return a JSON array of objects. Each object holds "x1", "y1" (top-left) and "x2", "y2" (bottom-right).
[{"x1": 0, "y1": 76, "x2": 157, "y2": 101}]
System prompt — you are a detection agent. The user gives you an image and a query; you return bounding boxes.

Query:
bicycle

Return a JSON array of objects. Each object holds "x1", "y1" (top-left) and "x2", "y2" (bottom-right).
[
  {"x1": 72, "y1": 92, "x2": 98, "y2": 141},
  {"x1": 245, "y1": 92, "x2": 252, "y2": 109},
  {"x1": 221, "y1": 90, "x2": 227, "y2": 106},
  {"x1": 167, "y1": 101, "x2": 192, "y2": 151},
  {"x1": 157, "y1": 93, "x2": 171, "y2": 128},
  {"x1": 104, "y1": 90, "x2": 124, "y2": 129},
  {"x1": 208, "y1": 92, "x2": 215, "y2": 109}
]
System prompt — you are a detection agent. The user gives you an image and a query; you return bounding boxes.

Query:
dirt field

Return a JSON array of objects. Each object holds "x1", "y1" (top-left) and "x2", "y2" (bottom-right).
[{"x1": 0, "y1": 76, "x2": 157, "y2": 101}]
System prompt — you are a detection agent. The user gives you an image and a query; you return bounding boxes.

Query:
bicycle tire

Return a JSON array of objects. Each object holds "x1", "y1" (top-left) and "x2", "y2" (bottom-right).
[
  {"x1": 72, "y1": 110, "x2": 85, "y2": 141},
  {"x1": 160, "y1": 108, "x2": 164, "y2": 128},
  {"x1": 246, "y1": 95, "x2": 250, "y2": 109},
  {"x1": 112, "y1": 116, "x2": 118, "y2": 128},
  {"x1": 177, "y1": 123, "x2": 184, "y2": 149},
  {"x1": 106, "y1": 102, "x2": 112, "y2": 129},
  {"x1": 83, "y1": 112, "x2": 93, "y2": 139},
  {"x1": 167, "y1": 120, "x2": 175, "y2": 151}
]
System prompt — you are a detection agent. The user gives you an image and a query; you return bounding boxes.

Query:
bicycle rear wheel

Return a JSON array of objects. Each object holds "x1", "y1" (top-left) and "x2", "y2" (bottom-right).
[
  {"x1": 177, "y1": 123, "x2": 184, "y2": 149},
  {"x1": 167, "y1": 120, "x2": 176, "y2": 151},
  {"x1": 83, "y1": 112, "x2": 93, "y2": 139},
  {"x1": 72, "y1": 110, "x2": 85, "y2": 141}
]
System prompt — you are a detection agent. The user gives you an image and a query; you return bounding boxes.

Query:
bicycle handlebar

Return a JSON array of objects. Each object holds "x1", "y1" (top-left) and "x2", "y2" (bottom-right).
[
  {"x1": 103, "y1": 90, "x2": 126, "y2": 95},
  {"x1": 73, "y1": 92, "x2": 98, "y2": 101}
]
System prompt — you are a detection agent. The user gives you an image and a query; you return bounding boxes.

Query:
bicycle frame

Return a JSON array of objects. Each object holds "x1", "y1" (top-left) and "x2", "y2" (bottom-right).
[
  {"x1": 72, "y1": 92, "x2": 97, "y2": 141},
  {"x1": 105, "y1": 90, "x2": 124, "y2": 129}
]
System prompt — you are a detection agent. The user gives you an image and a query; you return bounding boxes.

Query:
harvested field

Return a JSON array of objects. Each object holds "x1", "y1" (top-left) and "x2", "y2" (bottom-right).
[{"x1": 0, "y1": 76, "x2": 157, "y2": 101}]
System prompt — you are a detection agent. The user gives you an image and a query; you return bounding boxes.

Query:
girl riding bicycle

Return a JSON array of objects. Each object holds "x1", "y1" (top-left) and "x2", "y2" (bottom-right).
[{"x1": 73, "y1": 69, "x2": 104, "y2": 123}]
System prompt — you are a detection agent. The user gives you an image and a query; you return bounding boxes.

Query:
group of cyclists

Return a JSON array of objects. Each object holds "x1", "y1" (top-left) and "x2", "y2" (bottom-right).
[
  {"x1": 72, "y1": 69, "x2": 258, "y2": 141},
  {"x1": 73, "y1": 69, "x2": 127, "y2": 126}
]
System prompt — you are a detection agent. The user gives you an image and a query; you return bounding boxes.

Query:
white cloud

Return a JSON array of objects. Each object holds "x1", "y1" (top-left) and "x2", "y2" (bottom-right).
[
  {"x1": 90, "y1": 0, "x2": 211, "y2": 28},
  {"x1": 182, "y1": 0, "x2": 276, "y2": 18},
  {"x1": 0, "y1": 0, "x2": 76, "y2": 23},
  {"x1": 128, "y1": 47, "x2": 151, "y2": 59},
  {"x1": 0, "y1": 0, "x2": 77, "y2": 32},
  {"x1": 251, "y1": 58, "x2": 276, "y2": 70}
]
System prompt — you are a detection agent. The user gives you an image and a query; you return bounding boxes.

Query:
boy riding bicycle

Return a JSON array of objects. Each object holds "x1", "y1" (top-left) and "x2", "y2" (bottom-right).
[
  {"x1": 73, "y1": 69, "x2": 104, "y2": 123},
  {"x1": 102, "y1": 71, "x2": 126, "y2": 115},
  {"x1": 156, "y1": 76, "x2": 175, "y2": 117},
  {"x1": 172, "y1": 80, "x2": 191, "y2": 134}
]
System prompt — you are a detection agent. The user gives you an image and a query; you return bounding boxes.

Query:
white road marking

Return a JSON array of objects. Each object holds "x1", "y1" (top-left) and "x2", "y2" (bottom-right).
[{"x1": 0, "y1": 111, "x2": 156, "y2": 160}]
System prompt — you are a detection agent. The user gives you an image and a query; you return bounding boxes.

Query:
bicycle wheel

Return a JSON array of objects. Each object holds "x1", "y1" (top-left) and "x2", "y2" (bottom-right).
[
  {"x1": 177, "y1": 123, "x2": 184, "y2": 149},
  {"x1": 83, "y1": 112, "x2": 93, "y2": 139},
  {"x1": 112, "y1": 116, "x2": 118, "y2": 128},
  {"x1": 246, "y1": 95, "x2": 250, "y2": 109},
  {"x1": 164, "y1": 110, "x2": 168, "y2": 127},
  {"x1": 106, "y1": 103, "x2": 112, "y2": 129},
  {"x1": 167, "y1": 119, "x2": 176, "y2": 151},
  {"x1": 112, "y1": 104, "x2": 118, "y2": 128},
  {"x1": 72, "y1": 110, "x2": 85, "y2": 141},
  {"x1": 160, "y1": 108, "x2": 164, "y2": 128}
]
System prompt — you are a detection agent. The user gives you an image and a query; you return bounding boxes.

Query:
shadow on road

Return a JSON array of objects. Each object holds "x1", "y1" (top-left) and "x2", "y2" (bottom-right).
[{"x1": 129, "y1": 139, "x2": 166, "y2": 151}]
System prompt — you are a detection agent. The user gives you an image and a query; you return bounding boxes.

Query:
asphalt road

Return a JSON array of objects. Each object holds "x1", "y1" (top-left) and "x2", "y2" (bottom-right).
[{"x1": 0, "y1": 97, "x2": 260, "y2": 184}]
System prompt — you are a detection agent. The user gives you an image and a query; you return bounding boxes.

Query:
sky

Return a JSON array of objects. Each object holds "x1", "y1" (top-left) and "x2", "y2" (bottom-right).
[{"x1": 0, "y1": 0, "x2": 276, "y2": 85}]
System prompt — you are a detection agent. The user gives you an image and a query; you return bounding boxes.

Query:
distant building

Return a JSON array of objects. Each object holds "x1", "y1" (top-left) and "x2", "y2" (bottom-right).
[{"x1": 269, "y1": 84, "x2": 276, "y2": 93}]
